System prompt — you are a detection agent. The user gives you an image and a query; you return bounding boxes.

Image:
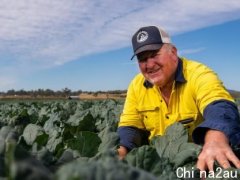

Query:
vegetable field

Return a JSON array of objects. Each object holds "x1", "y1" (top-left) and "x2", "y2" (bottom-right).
[{"x1": 0, "y1": 99, "x2": 240, "y2": 180}]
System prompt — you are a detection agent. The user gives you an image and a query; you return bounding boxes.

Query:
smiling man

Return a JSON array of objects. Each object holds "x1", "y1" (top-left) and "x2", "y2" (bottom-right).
[{"x1": 117, "y1": 26, "x2": 240, "y2": 171}]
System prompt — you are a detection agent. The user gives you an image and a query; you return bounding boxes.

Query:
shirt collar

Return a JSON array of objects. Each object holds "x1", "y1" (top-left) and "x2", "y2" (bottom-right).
[
  {"x1": 175, "y1": 58, "x2": 186, "y2": 83},
  {"x1": 143, "y1": 57, "x2": 186, "y2": 88}
]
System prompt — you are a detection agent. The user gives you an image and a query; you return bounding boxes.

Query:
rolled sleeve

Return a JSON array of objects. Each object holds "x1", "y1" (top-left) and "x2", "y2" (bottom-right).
[
  {"x1": 117, "y1": 126, "x2": 149, "y2": 151},
  {"x1": 192, "y1": 100, "x2": 240, "y2": 146}
]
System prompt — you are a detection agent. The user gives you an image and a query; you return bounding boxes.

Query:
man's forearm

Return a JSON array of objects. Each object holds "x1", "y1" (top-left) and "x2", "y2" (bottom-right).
[{"x1": 204, "y1": 129, "x2": 229, "y2": 144}]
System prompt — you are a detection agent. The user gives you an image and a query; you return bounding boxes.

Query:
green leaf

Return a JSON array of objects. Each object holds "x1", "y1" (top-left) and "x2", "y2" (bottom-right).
[
  {"x1": 22, "y1": 124, "x2": 45, "y2": 146},
  {"x1": 152, "y1": 123, "x2": 201, "y2": 169},
  {"x1": 152, "y1": 123, "x2": 188, "y2": 159},
  {"x1": 66, "y1": 131, "x2": 101, "y2": 157},
  {"x1": 98, "y1": 126, "x2": 119, "y2": 152},
  {"x1": 46, "y1": 130, "x2": 63, "y2": 153},
  {"x1": 126, "y1": 145, "x2": 177, "y2": 178},
  {"x1": 165, "y1": 122, "x2": 188, "y2": 142},
  {"x1": 35, "y1": 133, "x2": 49, "y2": 147},
  {"x1": 173, "y1": 142, "x2": 202, "y2": 168},
  {"x1": 0, "y1": 126, "x2": 13, "y2": 138},
  {"x1": 55, "y1": 154, "x2": 158, "y2": 180},
  {"x1": 0, "y1": 126, "x2": 13, "y2": 154},
  {"x1": 67, "y1": 111, "x2": 96, "y2": 132}
]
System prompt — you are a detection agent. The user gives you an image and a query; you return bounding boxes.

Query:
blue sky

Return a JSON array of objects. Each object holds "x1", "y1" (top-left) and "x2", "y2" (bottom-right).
[{"x1": 0, "y1": 0, "x2": 240, "y2": 92}]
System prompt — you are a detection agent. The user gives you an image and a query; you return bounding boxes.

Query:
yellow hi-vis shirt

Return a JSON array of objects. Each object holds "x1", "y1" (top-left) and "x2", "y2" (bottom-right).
[{"x1": 118, "y1": 57, "x2": 234, "y2": 140}]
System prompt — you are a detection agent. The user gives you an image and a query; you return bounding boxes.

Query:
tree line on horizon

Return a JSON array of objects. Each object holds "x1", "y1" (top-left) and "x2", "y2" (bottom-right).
[{"x1": 0, "y1": 88, "x2": 127, "y2": 98}]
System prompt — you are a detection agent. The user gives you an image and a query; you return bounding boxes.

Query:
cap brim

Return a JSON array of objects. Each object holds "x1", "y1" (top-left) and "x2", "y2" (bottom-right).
[{"x1": 131, "y1": 44, "x2": 163, "y2": 60}]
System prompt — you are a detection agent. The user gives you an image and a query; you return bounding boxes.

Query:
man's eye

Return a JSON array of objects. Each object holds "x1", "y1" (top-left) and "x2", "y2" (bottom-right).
[
  {"x1": 150, "y1": 54, "x2": 156, "y2": 58},
  {"x1": 150, "y1": 53, "x2": 160, "y2": 58},
  {"x1": 138, "y1": 58, "x2": 147, "y2": 63}
]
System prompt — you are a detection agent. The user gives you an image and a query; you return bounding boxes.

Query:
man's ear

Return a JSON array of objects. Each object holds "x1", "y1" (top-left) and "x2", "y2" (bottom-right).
[
  {"x1": 171, "y1": 46, "x2": 177, "y2": 55},
  {"x1": 170, "y1": 46, "x2": 178, "y2": 63}
]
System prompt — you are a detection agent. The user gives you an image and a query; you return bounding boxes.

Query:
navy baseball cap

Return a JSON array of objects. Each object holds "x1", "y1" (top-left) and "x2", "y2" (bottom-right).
[{"x1": 131, "y1": 26, "x2": 171, "y2": 60}]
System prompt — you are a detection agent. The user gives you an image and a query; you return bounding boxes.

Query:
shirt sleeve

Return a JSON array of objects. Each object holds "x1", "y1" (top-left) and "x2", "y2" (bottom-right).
[
  {"x1": 192, "y1": 99, "x2": 240, "y2": 146},
  {"x1": 117, "y1": 126, "x2": 150, "y2": 151},
  {"x1": 118, "y1": 76, "x2": 145, "y2": 129},
  {"x1": 117, "y1": 75, "x2": 149, "y2": 151}
]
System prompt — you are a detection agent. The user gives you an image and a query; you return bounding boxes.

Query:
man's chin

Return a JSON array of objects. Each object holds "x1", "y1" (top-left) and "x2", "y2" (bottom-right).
[{"x1": 147, "y1": 78, "x2": 162, "y2": 86}]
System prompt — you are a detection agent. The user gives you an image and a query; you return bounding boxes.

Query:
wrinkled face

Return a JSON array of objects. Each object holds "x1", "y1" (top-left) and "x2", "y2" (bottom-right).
[{"x1": 137, "y1": 44, "x2": 178, "y2": 88}]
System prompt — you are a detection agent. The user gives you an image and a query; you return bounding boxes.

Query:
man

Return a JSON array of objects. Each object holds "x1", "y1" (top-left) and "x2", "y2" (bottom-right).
[{"x1": 117, "y1": 26, "x2": 240, "y2": 171}]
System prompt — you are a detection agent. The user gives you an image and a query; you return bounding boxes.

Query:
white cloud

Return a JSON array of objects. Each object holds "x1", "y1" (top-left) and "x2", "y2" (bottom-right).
[
  {"x1": 178, "y1": 47, "x2": 206, "y2": 56},
  {"x1": 0, "y1": 0, "x2": 240, "y2": 90}
]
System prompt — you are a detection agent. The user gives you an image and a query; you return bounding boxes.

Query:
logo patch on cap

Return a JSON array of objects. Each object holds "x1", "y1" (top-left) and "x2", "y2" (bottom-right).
[{"x1": 136, "y1": 31, "x2": 148, "y2": 43}]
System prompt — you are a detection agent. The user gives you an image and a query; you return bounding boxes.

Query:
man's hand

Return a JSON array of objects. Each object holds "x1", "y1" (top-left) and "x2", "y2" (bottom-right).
[
  {"x1": 117, "y1": 146, "x2": 128, "y2": 160},
  {"x1": 197, "y1": 129, "x2": 240, "y2": 171}
]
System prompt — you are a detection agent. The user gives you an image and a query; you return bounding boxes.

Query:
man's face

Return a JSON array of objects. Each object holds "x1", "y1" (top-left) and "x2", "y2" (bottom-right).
[{"x1": 137, "y1": 45, "x2": 178, "y2": 88}]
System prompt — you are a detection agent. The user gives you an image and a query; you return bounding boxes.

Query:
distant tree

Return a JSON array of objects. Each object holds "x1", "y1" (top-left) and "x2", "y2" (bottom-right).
[
  {"x1": 62, "y1": 87, "x2": 71, "y2": 97},
  {"x1": 45, "y1": 89, "x2": 55, "y2": 96},
  {"x1": 7, "y1": 89, "x2": 16, "y2": 96}
]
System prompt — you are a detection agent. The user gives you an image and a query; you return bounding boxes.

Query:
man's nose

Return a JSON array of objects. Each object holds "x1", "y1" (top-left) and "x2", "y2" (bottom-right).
[{"x1": 145, "y1": 58, "x2": 155, "y2": 68}]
